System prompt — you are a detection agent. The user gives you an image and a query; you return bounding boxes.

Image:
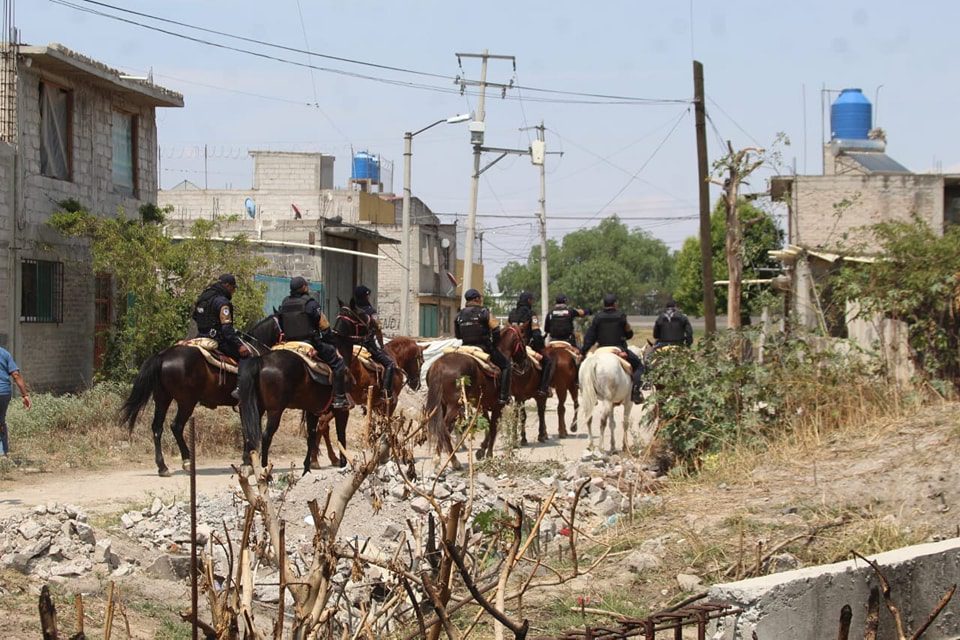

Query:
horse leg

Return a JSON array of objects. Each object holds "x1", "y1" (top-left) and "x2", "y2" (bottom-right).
[
  {"x1": 570, "y1": 384, "x2": 579, "y2": 434},
  {"x1": 484, "y1": 404, "x2": 502, "y2": 460},
  {"x1": 303, "y1": 413, "x2": 319, "y2": 475},
  {"x1": 170, "y1": 402, "x2": 196, "y2": 472},
  {"x1": 334, "y1": 408, "x2": 349, "y2": 468},
  {"x1": 555, "y1": 387, "x2": 568, "y2": 439},
  {"x1": 518, "y1": 402, "x2": 528, "y2": 447},
  {"x1": 536, "y1": 396, "x2": 548, "y2": 443},
  {"x1": 150, "y1": 394, "x2": 173, "y2": 477},
  {"x1": 260, "y1": 410, "x2": 284, "y2": 470},
  {"x1": 317, "y1": 413, "x2": 337, "y2": 466},
  {"x1": 622, "y1": 401, "x2": 633, "y2": 454}
]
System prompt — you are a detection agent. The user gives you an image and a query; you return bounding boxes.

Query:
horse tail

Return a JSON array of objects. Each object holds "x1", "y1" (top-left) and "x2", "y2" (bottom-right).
[
  {"x1": 424, "y1": 370, "x2": 446, "y2": 448},
  {"x1": 238, "y1": 357, "x2": 264, "y2": 452},
  {"x1": 579, "y1": 356, "x2": 597, "y2": 429},
  {"x1": 121, "y1": 352, "x2": 163, "y2": 431}
]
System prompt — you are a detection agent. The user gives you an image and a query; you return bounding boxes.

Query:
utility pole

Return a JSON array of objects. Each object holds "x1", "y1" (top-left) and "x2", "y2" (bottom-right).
[
  {"x1": 693, "y1": 60, "x2": 716, "y2": 335},
  {"x1": 400, "y1": 131, "x2": 413, "y2": 336},
  {"x1": 519, "y1": 121, "x2": 562, "y2": 320},
  {"x1": 457, "y1": 50, "x2": 515, "y2": 304}
]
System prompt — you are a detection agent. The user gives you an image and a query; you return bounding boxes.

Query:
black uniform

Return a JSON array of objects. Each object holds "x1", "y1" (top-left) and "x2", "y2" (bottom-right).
[
  {"x1": 544, "y1": 303, "x2": 589, "y2": 349},
  {"x1": 335, "y1": 287, "x2": 397, "y2": 400},
  {"x1": 653, "y1": 307, "x2": 694, "y2": 347},
  {"x1": 581, "y1": 306, "x2": 644, "y2": 403},
  {"x1": 508, "y1": 297, "x2": 553, "y2": 397},
  {"x1": 193, "y1": 283, "x2": 244, "y2": 359},
  {"x1": 279, "y1": 290, "x2": 348, "y2": 407},
  {"x1": 455, "y1": 300, "x2": 512, "y2": 405}
]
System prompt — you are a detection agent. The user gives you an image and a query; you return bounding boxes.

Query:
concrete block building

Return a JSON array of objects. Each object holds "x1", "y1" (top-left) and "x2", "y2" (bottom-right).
[
  {"x1": 160, "y1": 151, "x2": 471, "y2": 337},
  {"x1": 0, "y1": 43, "x2": 182, "y2": 391}
]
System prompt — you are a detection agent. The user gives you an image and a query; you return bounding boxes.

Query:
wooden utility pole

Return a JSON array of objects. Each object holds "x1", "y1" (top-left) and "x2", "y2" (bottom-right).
[{"x1": 693, "y1": 61, "x2": 716, "y2": 334}]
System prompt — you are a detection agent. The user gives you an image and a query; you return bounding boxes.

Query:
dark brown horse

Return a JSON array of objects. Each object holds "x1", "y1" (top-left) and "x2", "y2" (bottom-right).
[
  {"x1": 424, "y1": 326, "x2": 527, "y2": 464},
  {"x1": 120, "y1": 315, "x2": 281, "y2": 477},
  {"x1": 545, "y1": 343, "x2": 581, "y2": 438},
  {"x1": 504, "y1": 344, "x2": 546, "y2": 446},
  {"x1": 310, "y1": 336, "x2": 426, "y2": 467},
  {"x1": 238, "y1": 345, "x2": 351, "y2": 473}
]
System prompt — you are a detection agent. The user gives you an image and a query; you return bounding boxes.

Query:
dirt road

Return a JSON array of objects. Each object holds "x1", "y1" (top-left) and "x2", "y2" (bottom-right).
[{"x1": 0, "y1": 395, "x2": 651, "y2": 518}]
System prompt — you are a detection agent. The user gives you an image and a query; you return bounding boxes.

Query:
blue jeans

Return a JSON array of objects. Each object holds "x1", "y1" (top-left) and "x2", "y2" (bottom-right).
[{"x1": 0, "y1": 393, "x2": 10, "y2": 455}]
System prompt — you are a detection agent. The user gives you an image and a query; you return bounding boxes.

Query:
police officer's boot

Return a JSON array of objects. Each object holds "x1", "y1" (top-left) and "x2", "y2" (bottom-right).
[
  {"x1": 331, "y1": 359, "x2": 350, "y2": 410},
  {"x1": 536, "y1": 356, "x2": 554, "y2": 398},
  {"x1": 382, "y1": 365, "x2": 396, "y2": 403},
  {"x1": 631, "y1": 368, "x2": 644, "y2": 404},
  {"x1": 498, "y1": 366, "x2": 512, "y2": 405}
]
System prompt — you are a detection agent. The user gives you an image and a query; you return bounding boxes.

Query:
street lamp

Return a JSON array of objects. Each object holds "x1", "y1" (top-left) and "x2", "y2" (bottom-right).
[{"x1": 401, "y1": 113, "x2": 470, "y2": 336}]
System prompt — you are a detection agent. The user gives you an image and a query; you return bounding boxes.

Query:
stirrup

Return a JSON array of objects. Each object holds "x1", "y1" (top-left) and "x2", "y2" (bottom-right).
[{"x1": 332, "y1": 395, "x2": 350, "y2": 410}]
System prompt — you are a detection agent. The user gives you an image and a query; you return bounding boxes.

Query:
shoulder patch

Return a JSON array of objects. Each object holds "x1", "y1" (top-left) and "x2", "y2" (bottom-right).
[{"x1": 219, "y1": 306, "x2": 232, "y2": 323}]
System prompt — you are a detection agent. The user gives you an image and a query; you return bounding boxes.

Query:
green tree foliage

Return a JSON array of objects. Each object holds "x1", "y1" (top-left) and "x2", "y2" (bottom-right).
[
  {"x1": 496, "y1": 216, "x2": 674, "y2": 313},
  {"x1": 673, "y1": 199, "x2": 783, "y2": 317},
  {"x1": 49, "y1": 202, "x2": 266, "y2": 380},
  {"x1": 835, "y1": 217, "x2": 960, "y2": 384}
]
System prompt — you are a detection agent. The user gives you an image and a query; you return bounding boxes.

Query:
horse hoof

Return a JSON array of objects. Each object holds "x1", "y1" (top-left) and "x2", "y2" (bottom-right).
[
  {"x1": 158, "y1": 468, "x2": 172, "y2": 478},
  {"x1": 181, "y1": 460, "x2": 193, "y2": 472},
  {"x1": 538, "y1": 434, "x2": 548, "y2": 443},
  {"x1": 558, "y1": 431, "x2": 568, "y2": 439},
  {"x1": 570, "y1": 425, "x2": 578, "y2": 433},
  {"x1": 310, "y1": 460, "x2": 322, "y2": 471},
  {"x1": 338, "y1": 456, "x2": 348, "y2": 469},
  {"x1": 476, "y1": 448, "x2": 487, "y2": 461}
]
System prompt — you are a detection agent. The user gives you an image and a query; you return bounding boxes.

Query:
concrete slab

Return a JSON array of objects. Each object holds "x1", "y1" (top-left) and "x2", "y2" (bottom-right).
[{"x1": 708, "y1": 538, "x2": 960, "y2": 639}]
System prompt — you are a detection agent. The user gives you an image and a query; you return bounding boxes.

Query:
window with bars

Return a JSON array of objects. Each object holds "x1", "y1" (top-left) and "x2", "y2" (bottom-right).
[{"x1": 21, "y1": 259, "x2": 63, "y2": 323}]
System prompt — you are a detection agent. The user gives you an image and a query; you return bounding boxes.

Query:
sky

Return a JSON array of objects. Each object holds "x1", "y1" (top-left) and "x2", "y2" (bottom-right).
[{"x1": 19, "y1": 0, "x2": 960, "y2": 285}]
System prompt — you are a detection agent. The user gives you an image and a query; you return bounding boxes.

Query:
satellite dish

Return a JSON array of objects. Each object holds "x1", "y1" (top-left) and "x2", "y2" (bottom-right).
[
  {"x1": 244, "y1": 197, "x2": 256, "y2": 219},
  {"x1": 440, "y1": 238, "x2": 451, "y2": 249}
]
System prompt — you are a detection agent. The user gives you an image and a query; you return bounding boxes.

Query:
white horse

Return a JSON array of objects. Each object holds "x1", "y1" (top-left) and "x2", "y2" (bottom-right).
[{"x1": 578, "y1": 345, "x2": 643, "y2": 453}]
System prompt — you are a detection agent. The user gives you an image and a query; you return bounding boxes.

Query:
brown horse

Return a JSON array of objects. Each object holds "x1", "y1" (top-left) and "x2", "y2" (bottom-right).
[
  {"x1": 504, "y1": 345, "x2": 547, "y2": 445},
  {"x1": 309, "y1": 336, "x2": 426, "y2": 467},
  {"x1": 120, "y1": 315, "x2": 281, "y2": 477},
  {"x1": 545, "y1": 343, "x2": 580, "y2": 438},
  {"x1": 424, "y1": 326, "x2": 527, "y2": 464},
  {"x1": 238, "y1": 348, "x2": 351, "y2": 473}
]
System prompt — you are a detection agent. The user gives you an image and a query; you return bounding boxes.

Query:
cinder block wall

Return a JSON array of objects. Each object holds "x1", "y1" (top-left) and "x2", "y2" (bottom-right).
[
  {"x1": 791, "y1": 174, "x2": 944, "y2": 251},
  {"x1": 8, "y1": 67, "x2": 159, "y2": 391}
]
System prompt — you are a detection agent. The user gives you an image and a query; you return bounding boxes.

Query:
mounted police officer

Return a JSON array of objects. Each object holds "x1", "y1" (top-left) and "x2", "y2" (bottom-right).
[
  {"x1": 279, "y1": 276, "x2": 349, "y2": 409},
  {"x1": 580, "y1": 293, "x2": 644, "y2": 404},
  {"x1": 652, "y1": 298, "x2": 694, "y2": 348},
  {"x1": 193, "y1": 274, "x2": 250, "y2": 400},
  {"x1": 349, "y1": 285, "x2": 397, "y2": 403},
  {"x1": 455, "y1": 289, "x2": 511, "y2": 405},
  {"x1": 544, "y1": 294, "x2": 591, "y2": 350},
  {"x1": 507, "y1": 291, "x2": 553, "y2": 398}
]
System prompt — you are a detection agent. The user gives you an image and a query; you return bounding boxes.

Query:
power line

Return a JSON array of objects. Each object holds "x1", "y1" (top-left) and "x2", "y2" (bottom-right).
[
  {"x1": 292, "y1": 0, "x2": 350, "y2": 142},
  {"x1": 440, "y1": 212, "x2": 699, "y2": 220},
  {"x1": 580, "y1": 108, "x2": 691, "y2": 225},
  {"x1": 706, "y1": 95, "x2": 763, "y2": 146},
  {"x1": 52, "y1": 0, "x2": 692, "y2": 106}
]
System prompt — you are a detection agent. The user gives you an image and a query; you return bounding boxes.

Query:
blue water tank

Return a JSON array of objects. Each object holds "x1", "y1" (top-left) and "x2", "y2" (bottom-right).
[
  {"x1": 831, "y1": 88, "x2": 872, "y2": 140},
  {"x1": 352, "y1": 152, "x2": 381, "y2": 183}
]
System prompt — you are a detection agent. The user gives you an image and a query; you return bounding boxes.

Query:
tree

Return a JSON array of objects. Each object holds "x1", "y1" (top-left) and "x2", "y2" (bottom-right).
[
  {"x1": 711, "y1": 135, "x2": 788, "y2": 328},
  {"x1": 496, "y1": 216, "x2": 674, "y2": 313},
  {"x1": 674, "y1": 199, "x2": 783, "y2": 318},
  {"x1": 50, "y1": 202, "x2": 266, "y2": 380}
]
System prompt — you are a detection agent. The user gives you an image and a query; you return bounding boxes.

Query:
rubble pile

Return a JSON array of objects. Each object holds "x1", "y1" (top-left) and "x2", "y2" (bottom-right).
[{"x1": 0, "y1": 503, "x2": 129, "y2": 580}]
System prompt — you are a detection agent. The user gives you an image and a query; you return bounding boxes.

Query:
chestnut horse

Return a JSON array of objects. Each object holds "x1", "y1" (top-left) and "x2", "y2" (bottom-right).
[
  {"x1": 120, "y1": 315, "x2": 281, "y2": 477},
  {"x1": 309, "y1": 337, "x2": 426, "y2": 467},
  {"x1": 545, "y1": 343, "x2": 580, "y2": 438},
  {"x1": 424, "y1": 326, "x2": 526, "y2": 465}
]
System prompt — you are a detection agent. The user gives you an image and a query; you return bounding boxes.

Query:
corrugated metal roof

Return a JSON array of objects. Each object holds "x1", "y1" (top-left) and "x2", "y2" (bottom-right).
[{"x1": 844, "y1": 152, "x2": 911, "y2": 174}]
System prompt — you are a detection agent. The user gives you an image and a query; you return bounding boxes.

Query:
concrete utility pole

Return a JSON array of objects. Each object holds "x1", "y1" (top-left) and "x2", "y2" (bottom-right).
[
  {"x1": 693, "y1": 60, "x2": 717, "y2": 335},
  {"x1": 457, "y1": 50, "x2": 516, "y2": 305},
  {"x1": 536, "y1": 124, "x2": 549, "y2": 321}
]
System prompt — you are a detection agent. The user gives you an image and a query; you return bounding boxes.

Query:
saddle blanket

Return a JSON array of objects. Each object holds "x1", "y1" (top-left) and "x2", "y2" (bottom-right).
[
  {"x1": 352, "y1": 345, "x2": 383, "y2": 374},
  {"x1": 525, "y1": 346, "x2": 542, "y2": 371},
  {"x1": 178, "y1": 338, "x2": 238, "y2": 375},
  {"x1": 273, "y1": 342, "x2": 333, "y2": 378},
  {"x1": 592, "y1": 346, "x2": 633, "y2": 376},
  {"x1": 545, "y1": 340, "x2": 582, "y2": 363},
  {"x1": 442, "y1": 345, "x2": 500, "y2": 377}
]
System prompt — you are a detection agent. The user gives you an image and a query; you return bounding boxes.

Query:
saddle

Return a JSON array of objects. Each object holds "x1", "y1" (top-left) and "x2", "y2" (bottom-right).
[
  {"x1": 178, "y1": 338, "x2": 238, "y2": 375},
  {"x1": 272, "y1": 342, "x2": 333, "y2": 382},
  {"x1": 546, "y1": 340, "x2": 582, "y2": 363},
  {"x1": 592, "y1": 346, "x2": 633, "y2": 376},
  {"x1": 524, "y1": 346, "x2": 542, "y2": 371},
  {"x1": 442, "y1": 345, "x2": 500, "y2": 377},
  {"x1": 352, "y1": 345, "x2": 383, "y2": 375}
]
